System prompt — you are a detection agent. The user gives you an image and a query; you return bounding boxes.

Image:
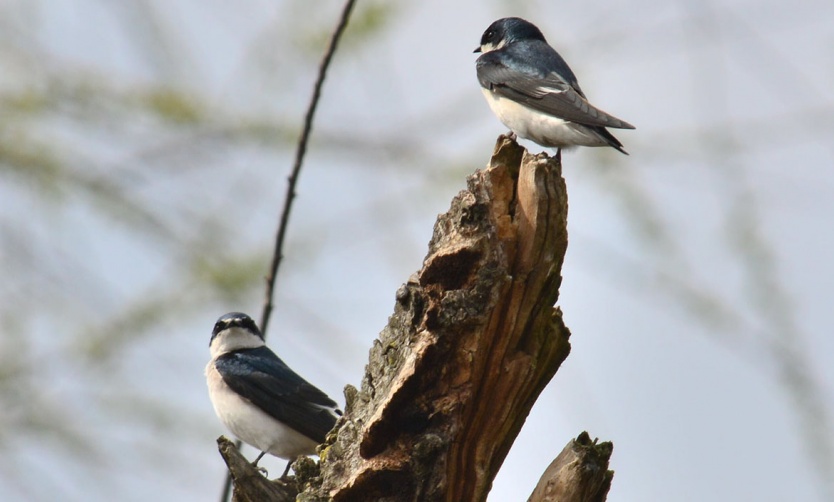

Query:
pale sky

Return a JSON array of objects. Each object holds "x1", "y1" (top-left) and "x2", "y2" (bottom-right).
[{"x1": 3, "y1": 0, "x2": 833, "y2": 501}]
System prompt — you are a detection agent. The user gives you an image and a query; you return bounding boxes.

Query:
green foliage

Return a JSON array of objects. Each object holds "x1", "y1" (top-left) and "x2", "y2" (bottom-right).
[{"x1": 141, "y1": 87, "x2": 203, "y2": 125}]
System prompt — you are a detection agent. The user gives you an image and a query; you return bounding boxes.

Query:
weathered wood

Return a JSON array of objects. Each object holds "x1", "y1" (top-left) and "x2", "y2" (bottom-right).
[
  {"x1": 527, "y1": 432, "x2": 614, "y2": 502},
  {"x1": 217, "y1": 137, "x2": 615, "y2": 500},
  {"x1": 297, "y1": 136, "x2": 575, "y2": 501},
  {"x1": 216, "y1": 436, "x2": 297, "y2": 502}
]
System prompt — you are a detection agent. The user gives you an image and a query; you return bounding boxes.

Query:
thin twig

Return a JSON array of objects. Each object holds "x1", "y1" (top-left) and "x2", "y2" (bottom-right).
[
  {"x1": 259, "y1": 0, "x2": 357, "y2": 337},
  {"x1": 219, "y1": 1, "x2": 357, "y2": 501}
]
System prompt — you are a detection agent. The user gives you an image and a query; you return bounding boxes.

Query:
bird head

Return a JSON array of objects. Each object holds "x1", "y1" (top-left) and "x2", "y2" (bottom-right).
[
  {"x1": 210, "y1": 312, "x2": 265, "y2": 358},
  {"x1": 474, "y1": 17, "x2": 546, "y2": 54}
]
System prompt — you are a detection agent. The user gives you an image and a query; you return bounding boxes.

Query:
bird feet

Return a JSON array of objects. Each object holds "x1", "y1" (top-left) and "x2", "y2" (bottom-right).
[
  {"x1": 505, "y1": 131, "x2": 518, "y2": 142},
  {"x1": 251, "y1": 451, "x2": 269, "y2": 476},
  {"x1": 280, "y1": 461, "x2": 292, "y2": 479}
]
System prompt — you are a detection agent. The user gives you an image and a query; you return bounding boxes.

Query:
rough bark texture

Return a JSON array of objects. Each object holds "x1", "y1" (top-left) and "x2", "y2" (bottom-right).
[
  {"x1": 217, "y1": 436, "x2": 297, "y2": 502},
  {"x1": 305, "y1": 136, "x2": 572, "y2": 501},
  {"x1": 219, "y1": 136, "x2": 614, "y2": 501},
  {"x1": 527, "y1": 432, "x2": 614, "y2": 502}
]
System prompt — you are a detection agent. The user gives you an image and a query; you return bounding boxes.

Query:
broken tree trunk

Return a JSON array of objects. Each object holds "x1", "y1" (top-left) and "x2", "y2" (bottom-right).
[{"x1": 218, "y1": 136, "x2": 614, "y2": 501}]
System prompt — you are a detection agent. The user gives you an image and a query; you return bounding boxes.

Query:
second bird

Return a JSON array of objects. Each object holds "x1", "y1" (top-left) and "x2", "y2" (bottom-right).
[
  {"x1": 206, "y1": 312, "x2": 341, "y2": 478},
  {"x1": 475, "y1": 17, "x2": 635, "y2": 154}
]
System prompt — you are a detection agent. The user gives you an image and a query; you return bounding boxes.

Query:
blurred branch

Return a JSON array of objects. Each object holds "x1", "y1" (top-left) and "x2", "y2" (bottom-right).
[
  {"x1": 728, "y1": 188, "x2": 834, "y2": 500},
  {"x1": 683, "y1": 4, "x2": 834, "y2": 499}
]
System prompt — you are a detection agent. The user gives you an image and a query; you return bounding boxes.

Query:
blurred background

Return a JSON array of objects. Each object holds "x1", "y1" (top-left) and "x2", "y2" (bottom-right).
[{"x1": 1, "y1": 0, "x2": 832, "y2": 500}]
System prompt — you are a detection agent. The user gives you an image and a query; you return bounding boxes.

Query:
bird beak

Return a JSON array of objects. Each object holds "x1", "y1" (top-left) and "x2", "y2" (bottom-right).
[{"x1": 473, "y1": 46, "x2": 482, "y2": 53}]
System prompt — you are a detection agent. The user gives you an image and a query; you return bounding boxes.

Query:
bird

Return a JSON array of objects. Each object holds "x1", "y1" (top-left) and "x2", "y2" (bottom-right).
[
  {"x1": 474, "y1": 17, "x2": 635, "y2": 156},
  {"x1": 205, "y1": 312, "x2": 342, "y2": 478}
]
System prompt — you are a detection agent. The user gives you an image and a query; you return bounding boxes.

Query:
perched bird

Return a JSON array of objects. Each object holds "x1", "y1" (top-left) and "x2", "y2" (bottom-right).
[
  {"x1": 205, "y1": 312, "x2": 341, "y2": 478},
  {"x1": 474, "y1": 17, "x2": 635, "y2": 155}
]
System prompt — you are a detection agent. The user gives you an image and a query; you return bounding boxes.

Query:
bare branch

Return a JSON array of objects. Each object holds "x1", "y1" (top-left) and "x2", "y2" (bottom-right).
[{"x1": 259, "y1": 0, "x2": 358, "y2": 337}]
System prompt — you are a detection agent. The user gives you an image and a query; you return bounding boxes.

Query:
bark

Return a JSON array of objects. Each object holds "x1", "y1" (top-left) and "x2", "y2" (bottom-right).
[
  {"x1": 218, "y1": 136, "x2": 614, "y2": 501},
  {"x1": 527, "y1": 432, "x2": 614, "y2": 502},
  {"x1": 217, "y1": 436, "x2": 296, "y2": 502}
]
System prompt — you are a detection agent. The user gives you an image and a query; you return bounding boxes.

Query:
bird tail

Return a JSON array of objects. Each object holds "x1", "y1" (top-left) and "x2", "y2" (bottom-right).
[{"x1": 594, "y1": 126, "x2": 629, "y2": 155}]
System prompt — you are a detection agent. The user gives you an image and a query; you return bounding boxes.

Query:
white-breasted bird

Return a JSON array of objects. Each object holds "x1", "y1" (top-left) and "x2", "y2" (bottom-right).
[
  {"x1": 475, "y1": 17, "x2": 635, "y2": 155},
  {"x1": 205, "y1": 312, "x2": 341, "y2": 477}
]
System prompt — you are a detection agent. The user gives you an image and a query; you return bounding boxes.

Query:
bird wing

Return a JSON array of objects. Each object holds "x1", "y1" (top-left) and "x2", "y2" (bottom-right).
[
  {"x1": 477, "y1": 55, "x2": 635, "y2": 130},
  {"x1": 214, "y1": 347, "x2": 341, "y2": 442}
]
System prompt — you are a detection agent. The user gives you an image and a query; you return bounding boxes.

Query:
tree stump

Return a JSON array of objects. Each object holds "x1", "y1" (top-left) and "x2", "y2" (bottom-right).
[{"x1": 218, "y1": 136, "x2": 614, "y2": 501}]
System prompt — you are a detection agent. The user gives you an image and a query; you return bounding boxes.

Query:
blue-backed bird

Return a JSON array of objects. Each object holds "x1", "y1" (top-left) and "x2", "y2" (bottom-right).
[
  {"x1": 475, "y1": 17, "x2": 635, "y2": 156},
  {"x1": 205, "y1": 312, "x2": 341, "y2": 478}
]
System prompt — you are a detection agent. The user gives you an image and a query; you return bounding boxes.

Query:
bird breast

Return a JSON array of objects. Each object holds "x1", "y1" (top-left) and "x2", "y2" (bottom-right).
[
  {"x1": 481, "y1": 88, "x2": 606, "y2": 148},
  {"x1": 205, "y1": 361, "x2": 319, "y2": 459}
]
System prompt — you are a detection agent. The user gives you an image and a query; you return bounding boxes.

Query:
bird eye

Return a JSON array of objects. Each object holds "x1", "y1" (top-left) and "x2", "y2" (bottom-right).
[{"x1": 487, "y1": 30, "x2": 495, "y2": 39}]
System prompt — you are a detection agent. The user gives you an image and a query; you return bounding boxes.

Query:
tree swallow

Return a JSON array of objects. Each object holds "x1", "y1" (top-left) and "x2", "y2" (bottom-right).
[
  {"x1": 205, "y1": 312, "x2": 341, "y2": 477},
  {"x1": 475, "y1": 17, "x2": 635, "y2": 155}
]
